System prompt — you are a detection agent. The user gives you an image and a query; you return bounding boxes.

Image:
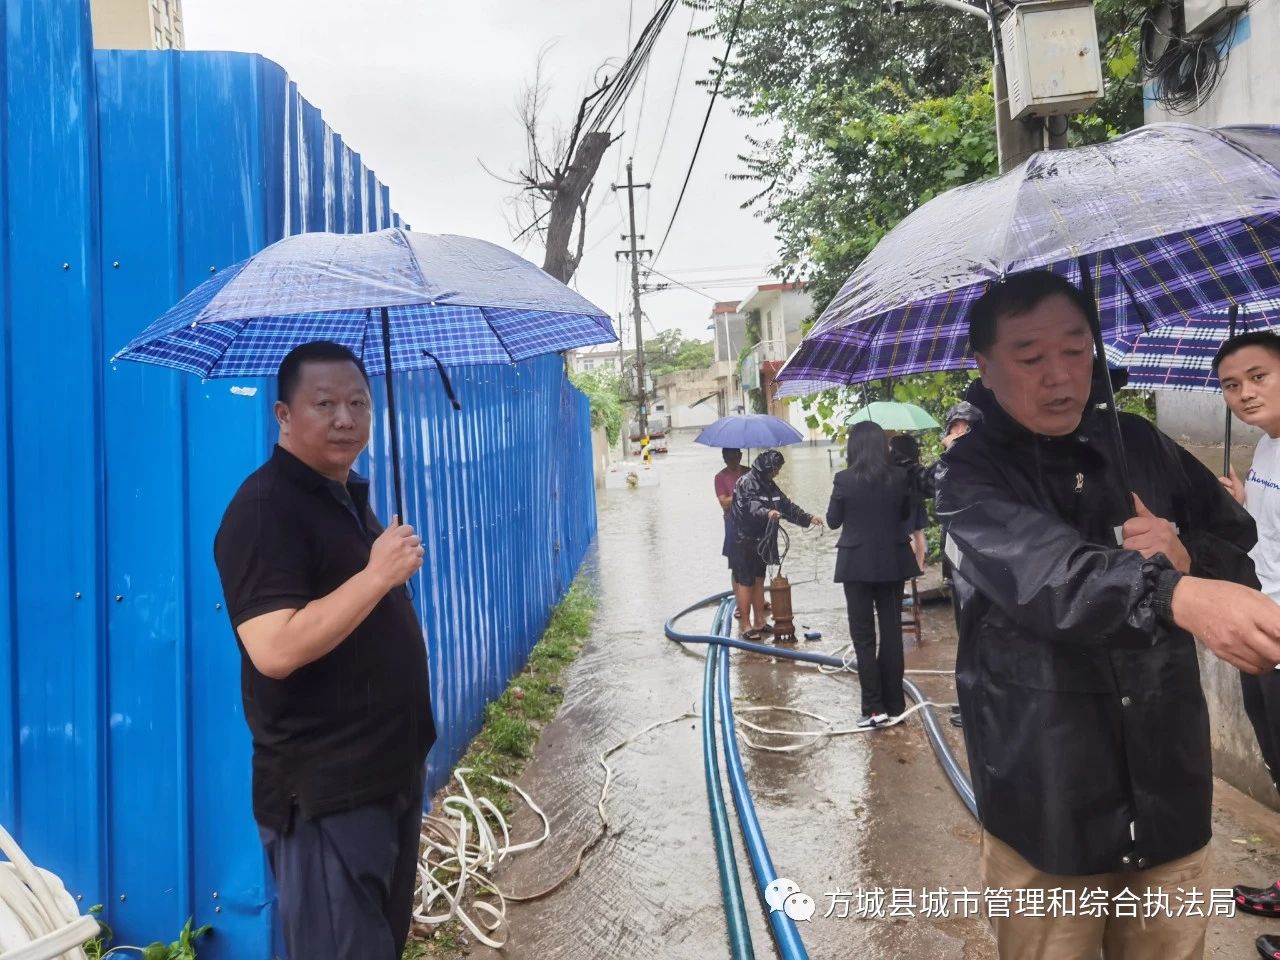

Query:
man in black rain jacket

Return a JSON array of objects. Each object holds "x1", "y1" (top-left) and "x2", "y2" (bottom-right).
[{"x1": 936, "y1": 271, "x2": 1280, "y2": 959}]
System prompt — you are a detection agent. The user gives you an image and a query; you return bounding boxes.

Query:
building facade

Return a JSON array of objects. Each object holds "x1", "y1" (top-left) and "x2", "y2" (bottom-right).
[
  {"x1": 736, "y1": 283, "x2": 818, "y2": 435},
  {"x1": 91, "y1": 0, "x2": 184, "y2": 50},
  {"x1": 709, "y1": 301, "x2": 745, "y2": 416}
]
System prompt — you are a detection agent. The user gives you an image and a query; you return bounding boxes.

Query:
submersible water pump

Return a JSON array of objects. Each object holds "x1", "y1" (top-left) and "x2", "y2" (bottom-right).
[{"x1": 769, "y1": 575, "x2": 796, "y2": 642}]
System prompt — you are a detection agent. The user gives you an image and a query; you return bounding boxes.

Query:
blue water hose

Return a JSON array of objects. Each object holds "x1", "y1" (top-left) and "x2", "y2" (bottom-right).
[
  {"x1": 717, "y1": 641, "x2": 812, "y2": 960},
  {"x1": 704, "y1": 599, "x2": 757, "y2": 959},
  {"x1": 665, "y1": 592, "x2": 977, "y2": 818}
]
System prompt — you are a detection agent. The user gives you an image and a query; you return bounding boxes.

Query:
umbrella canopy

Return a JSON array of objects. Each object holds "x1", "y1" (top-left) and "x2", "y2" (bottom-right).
[
  {"x1": 113, "y1": 228, "x2": 616, "y2": 519},
  {"x1": 113, "y1": 228, "x2": 617, "y2": 377},
  {"x1": 847, "y1": 401, "x2": 939, "y2": 431},
  {"x1": 1108, "y1": 300, "x2": 1280, "y2": 393},
  {"x1": 694, "y1": 414, "x2": 805, "y2": 448},
  {"x1": 777, "y1": 123, "x2": 1280, "y2": 396}
]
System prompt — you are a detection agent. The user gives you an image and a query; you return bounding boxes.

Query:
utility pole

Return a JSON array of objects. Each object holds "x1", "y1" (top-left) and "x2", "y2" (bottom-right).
[
  {"x1": 918, "y1": 0, "x2": 1060, "y2": 173},
  {"x1": 992, "y1": 55, "x2": 1048, "y2": 173},
  {"x1": 613, "y1": 159, "x2": 652, "y2": 438}
]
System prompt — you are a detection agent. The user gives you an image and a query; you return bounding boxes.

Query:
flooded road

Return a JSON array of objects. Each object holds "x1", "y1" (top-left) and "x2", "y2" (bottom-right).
[{"x1": 469, "y1": 435, "x2": 1280, "y2": 959}]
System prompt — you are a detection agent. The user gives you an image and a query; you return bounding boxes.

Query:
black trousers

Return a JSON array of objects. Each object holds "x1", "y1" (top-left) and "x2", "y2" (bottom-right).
[
  {"x1": 843, "y1": 580, "x2": 906, "y2": 717},
  {"x1": 260, "y1": 769, "x2": 425, "y2": 960},
  {"x1": 1241, "y1": 669, "x2": 1280, "y2": 792}
]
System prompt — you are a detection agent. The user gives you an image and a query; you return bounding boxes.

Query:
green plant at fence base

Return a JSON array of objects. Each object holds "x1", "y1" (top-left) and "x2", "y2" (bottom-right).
[
  {"x1": 403, "y1": 577, "x2": 597, "y2": 958},
  {"x1": 84, "y1": 909, "x2": 211, "y2": 960}
]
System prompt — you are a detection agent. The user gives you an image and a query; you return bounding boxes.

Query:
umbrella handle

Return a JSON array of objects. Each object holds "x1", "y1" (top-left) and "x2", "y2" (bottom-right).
[
  {"x1": 1077, "y1": 258, "x2": 1135, "y2": 524},
  {"x1": 1224, "y1": 303, "x2": 1239, "y2": 478},
  {"x1": 379, "y1": 306, "x2": 406, "y2": 523}
]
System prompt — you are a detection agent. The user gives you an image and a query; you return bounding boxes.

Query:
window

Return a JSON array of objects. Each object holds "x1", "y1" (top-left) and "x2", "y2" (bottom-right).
[{"x1": 583, "y1": 359, "x2": 594, "y2": 371}]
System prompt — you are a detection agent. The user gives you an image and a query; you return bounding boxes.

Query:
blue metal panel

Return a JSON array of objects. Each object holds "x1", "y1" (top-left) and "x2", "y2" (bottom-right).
[
  {"x1": 303, "y1": 101, "x2": 326, "y2": 232},
  {"x1": 6, "y1": 0, "x2": 108, "y2": 903},
  {"x1": 0, "y1": 2, "x2": 14, "y2": 836},
  {"x1": 3, "y1": 13, "x2": 598, "y2": 957},
  {"x1": 173, "y1": 53, "x2": 278, "y2": 959},
  {"x1": 96, "y1": 49, "x2": 190, "y2": 939},
  {"x1": 361, "y1": 359, "x2": 597, "y2": 791}
]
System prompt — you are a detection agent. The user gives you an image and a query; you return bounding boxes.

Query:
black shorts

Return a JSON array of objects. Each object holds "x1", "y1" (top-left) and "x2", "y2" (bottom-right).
[{"x1": 729, "y1": 542, "x2": 767, "y2": 587}]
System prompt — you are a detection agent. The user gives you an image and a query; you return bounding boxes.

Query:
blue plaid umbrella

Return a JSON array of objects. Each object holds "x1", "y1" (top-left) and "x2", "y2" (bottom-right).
[
  {"x1": 776, "y1": 123, "x2": 1280, "y2": 397},
  {"x1": 114, "y1": 228, "x2": 616, "y2": 515}
]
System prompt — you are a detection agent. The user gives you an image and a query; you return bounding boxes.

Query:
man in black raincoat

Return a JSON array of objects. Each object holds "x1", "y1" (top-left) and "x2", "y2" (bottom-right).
[
  {"x1": 936, "y1": 271, "x2": 1280, "y2": 959},
  {"x1": 729, "y1": 449, "x2": 822, "y2": 638}
]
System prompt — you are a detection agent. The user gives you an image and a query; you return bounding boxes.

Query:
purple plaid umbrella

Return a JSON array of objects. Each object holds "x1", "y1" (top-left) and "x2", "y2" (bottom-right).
[
  {"x1": 1107, "y1": 300, "x2": 1280, "y2": 393},
  {"x1": 776, "y1": 123, "x2": 1280, "y2": 398}
]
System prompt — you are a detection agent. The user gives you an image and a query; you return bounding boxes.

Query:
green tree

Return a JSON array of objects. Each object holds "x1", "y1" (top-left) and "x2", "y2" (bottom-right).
[
  {"x1": 699, "y1": 0, "x2": 1148, "y2": 431},
  {"x1": 569, "y1": 370, "x2": 625, "y2": 445},
  {"x1": 642, "y1": 330, "x2": 716, "y2": 377}
]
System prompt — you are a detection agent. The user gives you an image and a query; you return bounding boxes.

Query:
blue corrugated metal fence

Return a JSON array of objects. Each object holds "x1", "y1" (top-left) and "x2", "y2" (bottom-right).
[{"x1": 0, "y1": 5, "x2": 597, "y2": 957}]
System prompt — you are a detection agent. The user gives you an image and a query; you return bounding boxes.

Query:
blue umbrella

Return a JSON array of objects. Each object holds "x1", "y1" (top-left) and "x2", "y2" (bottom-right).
[
  {"x1": 113, "y1": 228, "x2": 617, "y2": 516},
  {"x1": 694, "y1": 414, "x2": 805, "y2": 449}
]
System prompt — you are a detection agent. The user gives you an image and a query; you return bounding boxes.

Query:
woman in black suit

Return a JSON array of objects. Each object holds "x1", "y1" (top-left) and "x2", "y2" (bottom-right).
[{"x1": 827, "y1": 421, "x2": 921, "y2": 728}]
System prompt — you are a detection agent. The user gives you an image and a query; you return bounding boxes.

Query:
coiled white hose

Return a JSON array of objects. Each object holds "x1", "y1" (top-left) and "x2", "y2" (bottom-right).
[{"x1": 0, "y1": 825, "x2": 100, "y2": 960}]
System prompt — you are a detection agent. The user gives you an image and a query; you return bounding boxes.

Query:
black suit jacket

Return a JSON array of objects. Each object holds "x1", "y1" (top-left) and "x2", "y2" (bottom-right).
[{"x1": 826, "y1": 466, "x2": 920, "y2": 583}]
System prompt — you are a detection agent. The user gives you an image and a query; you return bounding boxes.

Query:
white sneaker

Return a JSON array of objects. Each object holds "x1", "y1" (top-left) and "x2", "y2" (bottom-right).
[{"x1": 857, "y1": 713, "x2": 891, "y2": 729}]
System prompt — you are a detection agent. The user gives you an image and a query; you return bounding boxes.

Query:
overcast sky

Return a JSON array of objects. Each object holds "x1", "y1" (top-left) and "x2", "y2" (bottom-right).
[{"x1": 181, "y1": 0, "x2": 780, "y2": 344}]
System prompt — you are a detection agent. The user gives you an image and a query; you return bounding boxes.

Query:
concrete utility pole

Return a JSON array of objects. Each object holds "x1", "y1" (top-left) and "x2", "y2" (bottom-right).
[
  {"x1": 992, "y1": 56, "x2": 1048, "y2": 173},
  {"x1": 613, "y1": 159, "x2": 651, "y2": 437}
]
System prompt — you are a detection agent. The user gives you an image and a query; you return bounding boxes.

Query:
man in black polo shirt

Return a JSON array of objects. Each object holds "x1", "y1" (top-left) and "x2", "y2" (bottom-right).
[{"x1": 214, "y1": 340, "x2": 435, "y2": 960}]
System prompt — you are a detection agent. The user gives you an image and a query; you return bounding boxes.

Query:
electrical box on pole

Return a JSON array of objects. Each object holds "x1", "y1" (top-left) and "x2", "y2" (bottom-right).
[{"x1": 1000, "y1": 0, "x2": 1105, "y2": 120}]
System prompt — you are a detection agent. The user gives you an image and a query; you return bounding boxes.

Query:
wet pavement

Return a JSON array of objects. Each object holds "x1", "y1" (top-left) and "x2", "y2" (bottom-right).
[{"x1": 469, "y1": 436, "x2": 1280, "y2": 959}]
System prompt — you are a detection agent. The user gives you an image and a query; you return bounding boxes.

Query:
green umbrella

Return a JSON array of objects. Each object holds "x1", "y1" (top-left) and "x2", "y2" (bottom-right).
[{"x1": 848, "y1": 401, "x2": 939, "y2": 431}]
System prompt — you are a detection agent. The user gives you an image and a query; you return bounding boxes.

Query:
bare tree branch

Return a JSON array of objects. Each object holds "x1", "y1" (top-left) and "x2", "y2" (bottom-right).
[{"x1": 479, "y1": 46, "x2": 622, "y2": 284}]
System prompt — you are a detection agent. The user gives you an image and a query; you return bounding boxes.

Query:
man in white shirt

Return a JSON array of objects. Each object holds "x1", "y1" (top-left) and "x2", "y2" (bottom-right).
[{"x1": 1215, "y1": 332, "x2": 1280, "y2": 947}]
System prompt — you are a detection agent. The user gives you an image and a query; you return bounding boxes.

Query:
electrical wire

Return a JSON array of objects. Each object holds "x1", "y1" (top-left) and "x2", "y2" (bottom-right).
[
  {"x1": 648, "y1": 9, "x2": 698, "y2": 181},
  {"x1": 580, "y1": 0, "x2": 680, "y2": 146},
  {"x1": 629, "y1": 0, "x2": 659, "y2": 160},
  {"x1": 1140, "y1": 3, "x2": 1245, "y2": 113},
  {"x1": 652, "y1": 0, "x2": 747, "y2": 264}
]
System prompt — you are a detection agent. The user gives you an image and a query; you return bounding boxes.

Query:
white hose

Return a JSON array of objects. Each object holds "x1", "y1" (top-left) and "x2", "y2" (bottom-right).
[
  {"x1": 0, "y1": 825, "x2": 99, "y2": 960},
  {"x1": 413, "y1": 647, "x2": 958, "y2": 946},
  {"x1": 413, "y1": 767, "x2": 551, "y2": 949},
  {"x1": 413, "y1": 713, "x2": 698, "y2": 949}
]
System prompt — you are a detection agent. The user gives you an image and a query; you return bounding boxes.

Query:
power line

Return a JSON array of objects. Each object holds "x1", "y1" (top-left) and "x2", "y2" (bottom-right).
[
  {"x1": 657, "y1": 261, "x2": 772, "y2": 274},
  {"x1": 648, "y1": 9, "x2": 696, "y2": 181},
  {"x1": 582, "y1": 0, "x2": 679, "y2": 141},
  {"x1": 652, "y1": 0, "x2": 747, "y2": 264},
  {"x1": 641, "y1": 263, "x2": 737, "y2": 300},
  {"x1": 629, "y1": 0, "x2": 659, "y2": 160}
]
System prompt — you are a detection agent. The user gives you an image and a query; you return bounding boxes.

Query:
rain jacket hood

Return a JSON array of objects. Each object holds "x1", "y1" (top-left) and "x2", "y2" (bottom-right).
[
  {"x1": 750, "y1": 449, "x2": 786, "y2": 477},
  {"x1": 937, "y1": 377, "x2": 1258, "y2": 875}
]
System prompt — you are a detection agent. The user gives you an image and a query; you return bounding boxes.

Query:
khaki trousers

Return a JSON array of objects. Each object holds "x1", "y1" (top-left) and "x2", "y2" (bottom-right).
[{"x1": 980, "y1": 832, "x2": 1211, "y2": 960}]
